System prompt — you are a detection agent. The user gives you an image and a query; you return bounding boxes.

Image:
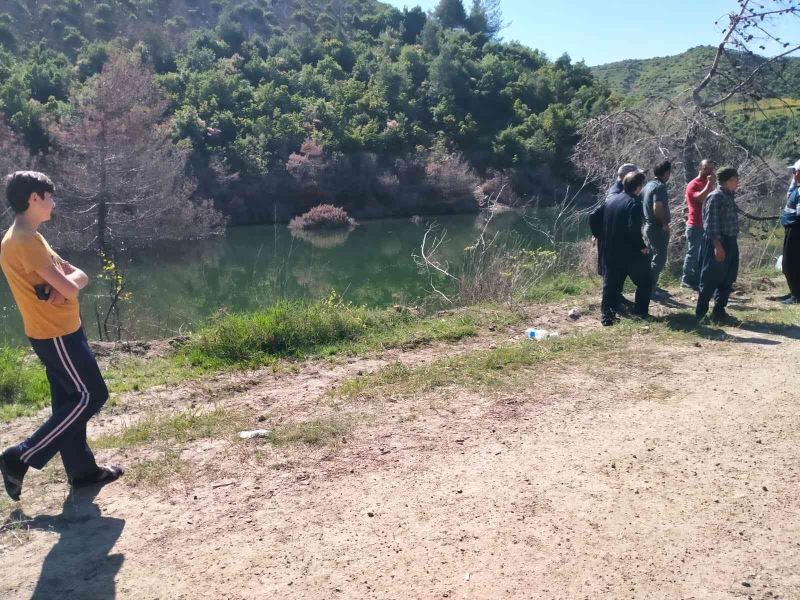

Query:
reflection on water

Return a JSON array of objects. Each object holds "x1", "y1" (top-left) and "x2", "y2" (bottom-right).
[
  {"x1": 0, "y1": 211, "x2": 583, "y2": 345},
  {"x1": 289, "y1": 227, "x2": 353, "y2": 249}
]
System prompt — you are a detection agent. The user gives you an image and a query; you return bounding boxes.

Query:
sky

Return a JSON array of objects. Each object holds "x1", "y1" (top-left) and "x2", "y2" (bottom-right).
[{"x1": 381, "y1": 0, "x2": 798, "y2": 66}]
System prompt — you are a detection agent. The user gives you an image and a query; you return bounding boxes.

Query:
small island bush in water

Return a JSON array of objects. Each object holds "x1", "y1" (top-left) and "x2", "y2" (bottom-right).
[{"x1": 289, "y1": 204, "x2": 358, "y2": 232}]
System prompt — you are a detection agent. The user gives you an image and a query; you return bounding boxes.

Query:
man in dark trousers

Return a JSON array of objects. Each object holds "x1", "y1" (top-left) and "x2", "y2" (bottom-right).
[
  {"x1": 591, "y1": 163, "x2": 640, "y2": 278},
  {"x1": 779, "y1": 159, "x2": 800, "y2": 304},
  {"x1": 696, "y1": 167, "x2": 740, "y2": 323},
  {"x1": 599, "y1": 171, "x2": 652, "y2": 326}
]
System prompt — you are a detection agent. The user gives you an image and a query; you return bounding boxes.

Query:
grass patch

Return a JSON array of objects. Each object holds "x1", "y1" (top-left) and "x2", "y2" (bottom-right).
[
  {"x1": 92, "y1": 407, "x2": 247, "y2": 449},
  {"x1": 267, "y1": 415, "x2": 354, "y2": 446},
  {"x1": 335, "y1": 324, "x2": 642, "y2": 401},
  {"x1": 730, "y1": 303, "x2": 800, "y2": 337},
  {"x1": 0, "y1": 347, "x2": 50, "y2": 422},
  {"x1": 184, "y1": 300, "x2": 416, "y2": 366},
  {"x1": 522, "y1": 273, "x2": 595, "y2": 304},
  {"x1": 182, "y1": 300, "x2": 517, "y2": 367},
  {"x1": 124, "y1": 449, "x2": 192, "y2": 487},
  {"x1": 103, "y1": 354, "x2": 211, "y2": 396}
]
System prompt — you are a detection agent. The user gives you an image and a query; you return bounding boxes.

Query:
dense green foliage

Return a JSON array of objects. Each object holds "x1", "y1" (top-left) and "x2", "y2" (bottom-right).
[{"x1": 0, "y1": 0, "x2": 611, "y2": 222}]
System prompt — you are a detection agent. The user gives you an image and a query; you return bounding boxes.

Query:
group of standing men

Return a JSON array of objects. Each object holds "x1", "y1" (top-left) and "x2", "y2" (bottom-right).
[{"x1": 590, "y1": 157, "x2": 800, "y2": 326}]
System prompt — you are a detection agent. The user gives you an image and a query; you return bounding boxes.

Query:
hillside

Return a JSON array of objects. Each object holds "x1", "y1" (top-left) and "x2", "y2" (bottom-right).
[
  {"x1": 0, "y1": 0, "x2": 611, "y2": 226},
  {"x1": 592, "y1": 46, "x2": 800, "y2": 159},
  {"x1": 592, "y1": 45, "x2": 800, "y2": 102}
]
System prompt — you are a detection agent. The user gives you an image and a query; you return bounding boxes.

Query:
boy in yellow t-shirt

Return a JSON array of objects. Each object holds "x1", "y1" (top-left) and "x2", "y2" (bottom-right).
[{"x1": 0, "y1": 171, "x2": 122, "y2": 501}]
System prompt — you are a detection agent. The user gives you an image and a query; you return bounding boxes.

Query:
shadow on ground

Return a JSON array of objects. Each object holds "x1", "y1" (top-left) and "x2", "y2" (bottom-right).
[
  {"x1": 651, "y1": 289, "x2": 691, "y2": 310},
  {"x1": 737, "y1": 320, "x2": 800, "y2": 340},
  {"x1": 662, "y1": 313, "x2": 782, "y2": 345},
  {"x1": 3, "y1": 485, "x2": 124, "y2": 599}
]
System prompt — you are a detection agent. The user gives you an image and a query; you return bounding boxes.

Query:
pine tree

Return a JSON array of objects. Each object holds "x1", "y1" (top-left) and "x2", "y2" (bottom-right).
[
  {"x1": 50, "y1": 51, "x2": 224, "y2": 251},
  {"x1": 433, "y1": 0, "x2": 467, "y2": 30},
  {"x1": 467, "y1": 0, "x2": 504, "y2": 40}
]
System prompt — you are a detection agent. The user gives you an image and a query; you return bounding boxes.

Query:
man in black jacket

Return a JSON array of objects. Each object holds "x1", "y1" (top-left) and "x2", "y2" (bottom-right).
[
  {"x1": 591, "y1": 163, "x2": 640, "y2": 277},
  {"x1": 598, "y1": 171, "x2": 652, "y2": 326}
]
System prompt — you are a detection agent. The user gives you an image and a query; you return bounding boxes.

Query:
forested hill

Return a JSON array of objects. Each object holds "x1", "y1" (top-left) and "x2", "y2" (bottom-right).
[
  {"x1": 0, "y1": 0, "x2": 612, "y2": 224},
  {"x1": 592, "y1": 46, "x2": 800, "y2": 102},
  {"x1": 592, "y1": 46, "x2": 800, "y2": 160}
]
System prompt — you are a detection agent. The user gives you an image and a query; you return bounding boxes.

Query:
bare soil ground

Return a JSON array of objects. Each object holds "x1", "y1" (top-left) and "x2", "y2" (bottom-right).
[{"x1": 2, "y1": 288, "x2": 800, "y2": 599}]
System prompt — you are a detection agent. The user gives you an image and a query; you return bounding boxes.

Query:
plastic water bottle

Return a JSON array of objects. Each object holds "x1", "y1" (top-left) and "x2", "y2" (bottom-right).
[
  {"x1": 238, "y1": 429, "x2": 272, "y2": 439},
  {"x1": 525, "y1": 328, "x2": 559, "y2": 340}
]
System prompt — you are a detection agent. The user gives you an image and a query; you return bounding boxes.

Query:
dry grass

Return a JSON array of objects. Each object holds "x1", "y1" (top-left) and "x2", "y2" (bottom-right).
[{"x1": 92, "y1": 407, "x2": 248, "y2": 450}]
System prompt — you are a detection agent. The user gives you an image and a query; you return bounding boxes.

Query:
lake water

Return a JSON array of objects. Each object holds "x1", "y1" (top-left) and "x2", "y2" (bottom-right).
[{"x1": 0, "y1": 210, "x2": 583, "y2": 346}]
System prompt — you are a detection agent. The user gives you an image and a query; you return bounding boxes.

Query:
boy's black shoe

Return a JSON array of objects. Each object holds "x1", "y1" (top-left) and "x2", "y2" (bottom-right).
[
  {"x1": 71, "y1": 465, "x2": 124, "y2": 488},
  {"x1": 780, "y1": 295, "x2": 800, "y2": 305},
  {"x1": 0, "y1": 448, "x2": 28, "y2": 501}
]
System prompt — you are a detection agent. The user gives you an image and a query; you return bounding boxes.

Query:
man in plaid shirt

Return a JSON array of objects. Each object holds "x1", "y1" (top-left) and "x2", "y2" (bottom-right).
[{"x1": 696, "y1": 167, "x2": 740, "y2": 323}]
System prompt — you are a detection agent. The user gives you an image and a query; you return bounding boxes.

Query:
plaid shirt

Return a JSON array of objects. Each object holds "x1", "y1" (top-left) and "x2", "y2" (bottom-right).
[{"x1": 703, "y1": 187, "x2": 739, "y2": 238}]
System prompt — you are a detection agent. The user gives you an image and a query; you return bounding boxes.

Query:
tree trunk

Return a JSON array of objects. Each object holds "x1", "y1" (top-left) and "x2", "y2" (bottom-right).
[
  {"x1": 97, "y1": 119, "x2": 108, "y2": 252},
  {"x1": 682, "y1": 121, "x2": 698, "y2": 184}
]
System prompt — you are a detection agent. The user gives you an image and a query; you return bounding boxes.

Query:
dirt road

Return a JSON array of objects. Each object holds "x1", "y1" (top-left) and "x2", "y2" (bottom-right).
[{"x1": 2, "y1": 295, "x2": 799, "y2": 599}]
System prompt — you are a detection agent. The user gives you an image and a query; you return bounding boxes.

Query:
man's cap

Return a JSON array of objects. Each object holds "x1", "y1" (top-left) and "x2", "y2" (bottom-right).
[
  {"x1": 617, "y1": 163, "x2": 639, "y2": 177},
  {"x1": 788, "y1": 159, "x2": 800, "y2": 171}
]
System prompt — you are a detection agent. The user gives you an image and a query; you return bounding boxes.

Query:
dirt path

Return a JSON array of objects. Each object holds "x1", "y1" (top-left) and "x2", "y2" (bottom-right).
[{"x1": 2, "y1": 293, "x2": 800, "y2": 599}]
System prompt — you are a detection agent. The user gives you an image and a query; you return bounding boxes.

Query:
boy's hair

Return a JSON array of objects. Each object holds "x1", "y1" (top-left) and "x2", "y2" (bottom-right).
[
  {"x1": 5, "y1": 171, "x2": 55, "y2": 214},
  {"x1": 716, "y1": 167, "x2": 739, "y2": 183},
  {"x1": 623, "y1": 171, "x2": 646, "y2": 194},
  {"x1": 653, "y1": 160, "x2": 672, "y2": 178}
]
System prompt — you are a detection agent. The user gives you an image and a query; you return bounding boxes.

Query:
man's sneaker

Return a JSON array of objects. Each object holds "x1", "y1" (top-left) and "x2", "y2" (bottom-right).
[
  {"x1": 601, "y1": 317, "x2": 615, "y2": 327},
  {"x1": 780, "y1": 295, "x2": 800, "y2": 305},
  {"x1": 681, "y1": 281, "x2": 700, "y2": 291},
  {"x1": 0, "y1": 448, "x2": 28, "y2": 501}
]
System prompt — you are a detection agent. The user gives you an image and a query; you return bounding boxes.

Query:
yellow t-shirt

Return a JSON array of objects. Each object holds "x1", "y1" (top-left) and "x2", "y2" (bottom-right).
[{"x1": 0, "y1": 225, "x2": 81, "y2": 339}]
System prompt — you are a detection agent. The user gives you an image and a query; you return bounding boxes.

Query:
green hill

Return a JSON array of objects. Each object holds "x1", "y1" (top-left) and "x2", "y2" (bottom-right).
[
  {"x1": 592, "y1": 46, "x2": 800, "y2": 103},
  {"x1": 592, "y1": 46, "x2": 800, "y2": 159}
]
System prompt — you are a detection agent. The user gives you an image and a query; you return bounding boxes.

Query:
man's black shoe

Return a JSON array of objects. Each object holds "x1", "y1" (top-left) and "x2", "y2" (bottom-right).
[
  {"x1": 601, "y1": 317, "x2": 615, "y2": 327},
  {"x1": 768, "y1": 293, "x2": 793, "y2": 302},
  {"x1": 711, "y1": 310, "x2": 740, "y2": 325},
  {"x1": 681, "y1": 281, "x2": 700, "y2": 292},
  {"x1": 0, "y1": 448, "x2": 28, "y2": 501},
  {"x1": 780, "y1": 295, "x2": 800, "y2": 305}
]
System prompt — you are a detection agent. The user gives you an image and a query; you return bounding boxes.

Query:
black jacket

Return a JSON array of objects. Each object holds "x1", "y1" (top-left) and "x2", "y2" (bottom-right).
[{"x1": 600, "y1": 191, "x2": 646, "y2": 265}]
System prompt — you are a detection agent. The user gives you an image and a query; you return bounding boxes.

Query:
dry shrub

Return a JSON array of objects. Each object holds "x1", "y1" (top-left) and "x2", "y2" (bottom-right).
[
  {"x1": 425, "y1": 153, "x2": 479, "y2": 207},
  {"x1": 473, "y1": 171, "x2": 523, "y2": 208},
  {"x1": 288, "y1": 204, "x2": 357, "y2": 231}
]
